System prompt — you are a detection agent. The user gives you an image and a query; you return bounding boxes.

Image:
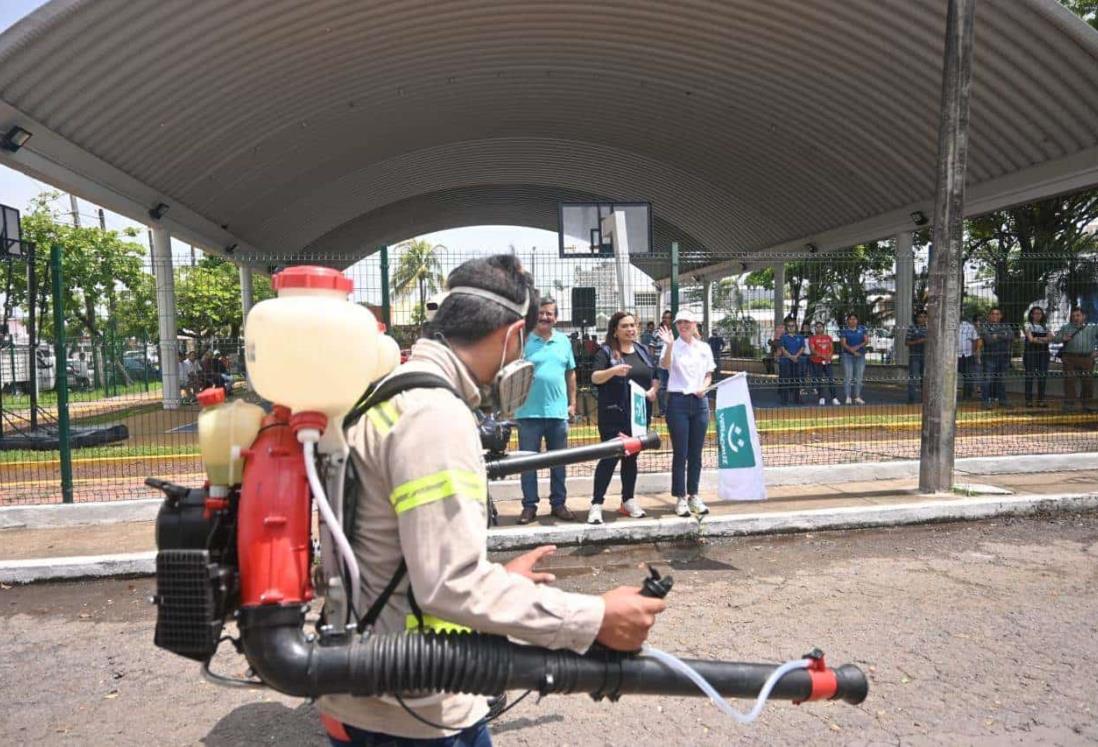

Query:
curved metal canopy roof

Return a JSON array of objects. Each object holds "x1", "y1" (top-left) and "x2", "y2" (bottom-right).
[{"x1": 1, "y1": 0, "x2": 1096, "y2": 273}]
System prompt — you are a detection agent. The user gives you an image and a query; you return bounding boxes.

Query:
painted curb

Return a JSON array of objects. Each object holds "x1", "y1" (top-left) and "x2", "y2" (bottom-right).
[
  {"x1": 1, "y1": 551, "x2": 156, "y2": 584},
  {"x1": 2, "y1": 452, "x2": 1089, "y2": 530},
  {"x1": 3, "y1": 492, "x2": 1095, "y2": 583}
]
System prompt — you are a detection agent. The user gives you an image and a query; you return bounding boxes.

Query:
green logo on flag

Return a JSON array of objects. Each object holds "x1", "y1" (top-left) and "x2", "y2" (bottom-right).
[
  {"x1": 632, "y1": 388, "x2": 647, "y2": 432},
  {"x1": 717, "y1": 404, "x2": 755, "y2": 469}
]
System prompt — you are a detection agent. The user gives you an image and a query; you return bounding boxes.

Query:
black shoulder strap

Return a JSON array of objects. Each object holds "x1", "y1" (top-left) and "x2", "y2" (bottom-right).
[
  {"x1": 346, "y1": 369, "x2": 461, "y2": 632},
  {"x1": 343, "y1": 371, "x2": 459, "y2": 429},
  {"x1": 359, "y1": 559, "x2": 406, "y2": 632}
]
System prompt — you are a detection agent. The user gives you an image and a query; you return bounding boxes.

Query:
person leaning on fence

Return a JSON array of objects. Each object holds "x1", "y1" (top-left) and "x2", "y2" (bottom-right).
[
  {"x1": 808, "y1": 321, "x2": 840, "y2": 405},
  {"x1": 1053, "y1": 306, "x2": 1097, "y2": 413},
  {"x1": 658, "y1": 309, "x2": 714, "y2": 517},
  {"x1": 515, "y1": 298, "x2": 578, "y2": 525},
  {"x1": 978, "y1": 307, "x2": 1014, "y2": 410},
  {"x1": 776, "y1": 316, "x2": 806, "y2": 406},
  {"x1": 957, "y1": 313, "x2": 980, "y2": 401},
  {"x1": 838, "y1": 313, "x2": 868, "y2": 405},
  {"x1": 1022, "y1": 306, "x2": 1052, "y2": 408},
  {"x1": 588, "y1": 312, "x2": 659, "y2": 525},
  {"x1": 905, "y1": 310, "x2": 929, "y2": 405}
]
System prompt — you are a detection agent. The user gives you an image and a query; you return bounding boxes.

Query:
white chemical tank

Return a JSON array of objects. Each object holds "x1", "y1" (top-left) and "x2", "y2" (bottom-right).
[{"x1": 244, "y1": 266, "x2": 380, "y2": 424}]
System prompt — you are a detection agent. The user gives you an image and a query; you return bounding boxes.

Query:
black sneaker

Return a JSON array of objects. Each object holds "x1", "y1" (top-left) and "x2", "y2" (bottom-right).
[{"x1": 517, "y1": 506, "x2": 537, "y2": 525}]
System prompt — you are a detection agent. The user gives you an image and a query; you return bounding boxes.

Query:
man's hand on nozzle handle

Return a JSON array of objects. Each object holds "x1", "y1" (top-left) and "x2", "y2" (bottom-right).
[{"x1": 596, "y1": 586, "x2": 667, "y2": 651}]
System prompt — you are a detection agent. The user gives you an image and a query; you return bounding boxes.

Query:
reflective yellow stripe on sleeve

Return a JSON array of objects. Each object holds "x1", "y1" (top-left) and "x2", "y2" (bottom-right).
[
  {"x1": 365, "y1": 400, "x2": 401, "y2": 436},
  {"x1": 405, "y1": 613, "x2": 472, "y2": 634},
  {"x1": 389, "y1": 469, "x2": 486, "y2": 515}
]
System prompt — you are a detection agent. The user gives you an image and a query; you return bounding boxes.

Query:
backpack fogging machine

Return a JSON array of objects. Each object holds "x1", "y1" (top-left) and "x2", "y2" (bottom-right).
[{"x1": 148, "y1": 267, "x2": 867, "y2": 726}]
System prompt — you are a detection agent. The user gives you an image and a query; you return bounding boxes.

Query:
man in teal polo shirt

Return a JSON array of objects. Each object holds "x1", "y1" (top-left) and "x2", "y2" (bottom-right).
[{"x1": 516, "y1": 298, "x2": 578, "y2": 524}]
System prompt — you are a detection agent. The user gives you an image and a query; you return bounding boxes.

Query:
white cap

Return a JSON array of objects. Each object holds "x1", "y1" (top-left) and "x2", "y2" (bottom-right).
[{"x1": 674, "y1": 308, "x2": 697, "y2": 324}]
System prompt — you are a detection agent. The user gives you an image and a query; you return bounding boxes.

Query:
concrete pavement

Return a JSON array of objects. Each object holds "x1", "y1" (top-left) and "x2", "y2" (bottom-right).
[{"x1": 2, "y1": 465, "x2": 1096, "y2": 584}]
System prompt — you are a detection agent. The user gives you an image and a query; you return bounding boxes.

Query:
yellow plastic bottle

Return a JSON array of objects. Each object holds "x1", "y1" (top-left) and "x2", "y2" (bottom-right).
[
  {"x1": 244, "y1": 266, "x2": 380, "y2": 425},
  {"x1": 196, "y1": 387, "x2": 265, "y2": 496}
]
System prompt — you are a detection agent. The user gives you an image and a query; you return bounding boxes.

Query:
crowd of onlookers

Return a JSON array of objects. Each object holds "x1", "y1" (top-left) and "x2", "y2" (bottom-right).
[
  {"x1": 178, "y1": 349, "x2": 238, "y2": 402},
  {"x1": 764, "y1": 305, "x2": 1097, "y2": 411},
  {"x1": 511, "y1": 300, "x2": 1096, "y2": 526},
  {"x1": 513, "y1": 299, "x2": 715, "y2": 527}
]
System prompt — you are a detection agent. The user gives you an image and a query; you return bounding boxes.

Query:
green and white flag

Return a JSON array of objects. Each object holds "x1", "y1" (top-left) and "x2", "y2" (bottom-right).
[
  {"x1": 715, "y1": 372, "x2": 766, "y2": 501},
  {"x1": 629, "y1": 381, "x2": 648, "y2": 438}
]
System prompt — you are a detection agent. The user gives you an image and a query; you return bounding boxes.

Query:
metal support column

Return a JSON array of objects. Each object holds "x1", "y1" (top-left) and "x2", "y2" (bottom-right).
[
  {"x1": 702, "y1": 279, "x2": 712, "y2": 333},
  {"x1": 50, "y1": 243, "x2": 74, "y2": 503},
  {"x1": 379, "y1": 245, "x2": 391, "y2": 328},
  {"x1": 919, "y1": 0, "x2": 976, "y2": 494},
  {"x1": 239, "y1": 264, "x2": 254, "y2": 324},
  {"x1": 27, "y1": 245, "x2": 37, "y2": 430},
  {"x1": 150, "y1": 226, "x2": 181, "y2": 409},
  {"x1": 894, "y1": 232, "x2": 915, "y2": 367},
  {"x1": 772, "y1": 262, "x2": 786, "y2": 332},
  {"x1": 670, "y1": 242, "x2": 680, "y2": 319}
]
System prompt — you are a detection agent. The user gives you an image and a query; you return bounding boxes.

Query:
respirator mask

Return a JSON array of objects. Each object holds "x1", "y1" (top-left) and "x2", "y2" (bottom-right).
[{"x1": 445, "y1": 285, "x2": 535, "y2": 418}]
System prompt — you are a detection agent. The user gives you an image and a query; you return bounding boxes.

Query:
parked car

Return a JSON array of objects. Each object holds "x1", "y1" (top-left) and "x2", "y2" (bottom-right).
[{"x1": 122, "y1": 351, "x2": 161, "y2": 381}]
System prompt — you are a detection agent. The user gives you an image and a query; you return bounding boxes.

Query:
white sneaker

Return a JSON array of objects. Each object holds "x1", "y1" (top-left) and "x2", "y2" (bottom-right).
[
  {"x1": 845, "y1": 397, "x2": 853, "y2": 405},
  {"x1": 832, "y1": 397, "x2": 841, "y2": 405},
  {"x1": 818, "y1": 398, "x2": 826, "y2": 406},
  {"x1": 618, "y1": 499, "x2": 646, "y2": 518},
  {"x1": 587, "y1": 504, "x2": 603, "y2": 525},
  {"x1": 675, "y1": 496, "x2": 690, "y2": 517},
  {"x1": 854, "y1": 397, "x2": 866, "y2": 405},
  {"x1": 688, "y1": 495, "x2": 710, "y2": 515}
]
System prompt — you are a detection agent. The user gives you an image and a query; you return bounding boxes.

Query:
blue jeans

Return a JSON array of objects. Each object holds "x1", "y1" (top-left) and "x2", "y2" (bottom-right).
[
  {"x1": 327, "y1": 721, "x2": 491, "y2": 747},
  {"x1": 777, "y1": 357, "x2": 805, "y2": 404},
  {"x1": 982, "y1": 355, "x2": 1010, "y2": 404},
  {"x1": 907, "y1": 355, "x2": 924, "y2": 403},
  {"x1": 517, "y1": 417, "x2": 568, "y2": 508},
  {"x1": 842, "y1": 353, "x2": 866, "y2": 400},
  {"x1": 666, "y1": 392, "x2": 709, "y2": 497}
]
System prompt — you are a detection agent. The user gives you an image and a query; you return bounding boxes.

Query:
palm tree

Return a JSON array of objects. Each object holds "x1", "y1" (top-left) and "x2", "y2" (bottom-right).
[{"x1": 391, "y1": 239, "x2": 445, "y2": 323}]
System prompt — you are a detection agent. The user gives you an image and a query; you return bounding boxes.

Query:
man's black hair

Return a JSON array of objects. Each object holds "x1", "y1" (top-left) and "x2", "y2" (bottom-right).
[{"x1": 424, "y1": 254, "x2": 539, "y2": 345}]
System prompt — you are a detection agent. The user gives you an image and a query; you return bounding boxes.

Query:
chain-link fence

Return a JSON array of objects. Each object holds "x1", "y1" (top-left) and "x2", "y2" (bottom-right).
[{"x1": 2, "y1": 239, "x2": 1096, "y2": 505}]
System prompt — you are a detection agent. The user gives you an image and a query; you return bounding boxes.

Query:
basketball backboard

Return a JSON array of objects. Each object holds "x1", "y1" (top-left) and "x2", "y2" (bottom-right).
[
  {"x1": 1, "y1": 204, "x2": 25, "y2": 259},
  {"x1": 558, "y1": 202, "x2": 651, "y2": 259}
]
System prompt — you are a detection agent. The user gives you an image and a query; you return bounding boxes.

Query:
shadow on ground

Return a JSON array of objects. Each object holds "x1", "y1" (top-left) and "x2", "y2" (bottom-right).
[{"x1": 203, "y1": 701, "x2": 326, "y2": 746}]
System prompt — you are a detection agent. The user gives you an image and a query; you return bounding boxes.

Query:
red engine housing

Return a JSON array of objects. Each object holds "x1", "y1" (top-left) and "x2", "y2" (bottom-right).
[{"x1": 237, "y1": 405, "x2": 314, "y2": 606}]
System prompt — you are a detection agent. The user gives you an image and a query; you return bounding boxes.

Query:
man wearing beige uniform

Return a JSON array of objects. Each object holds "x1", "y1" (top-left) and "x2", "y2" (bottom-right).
[{"x1": 319, "y1": 255, "x2": 665, "y2": 746}]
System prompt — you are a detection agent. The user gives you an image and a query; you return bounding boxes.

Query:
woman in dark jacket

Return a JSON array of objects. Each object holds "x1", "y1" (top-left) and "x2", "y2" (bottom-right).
[{"x1": 587, "y1": 312, "x2": 659, "y2": 524}]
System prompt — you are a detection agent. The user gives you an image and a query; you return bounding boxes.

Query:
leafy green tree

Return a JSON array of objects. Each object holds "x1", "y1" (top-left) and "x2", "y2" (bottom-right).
[
  {"x1": 741, "y1": 244, "x2": 894, "y2": 328},
  {"x1": 391, "y1": 239, "x2": 444, "y2": 323},
  {"x1": 1062, "y1": 0, "x2": 1097, "y2": 30},
  {"x1": 2, "y1": 193, "x2": 153, "y2": 384},
  {"x1": 175, "y1": 255, "x2": 274, "y2": 345},
  {"x1": 964, "y1": 189, "x2": 1098, "y2": 324}
]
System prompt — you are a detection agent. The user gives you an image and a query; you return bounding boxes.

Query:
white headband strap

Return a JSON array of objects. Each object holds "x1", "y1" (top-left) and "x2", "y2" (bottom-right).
[{"x1": 447, "y1": 286, "x2": 530, "y2": 317}]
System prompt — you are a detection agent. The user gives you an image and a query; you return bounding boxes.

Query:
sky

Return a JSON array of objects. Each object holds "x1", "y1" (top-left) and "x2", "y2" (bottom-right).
[{"x1": 0, "y1": 0, "x2": 557, "y2": 271}]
